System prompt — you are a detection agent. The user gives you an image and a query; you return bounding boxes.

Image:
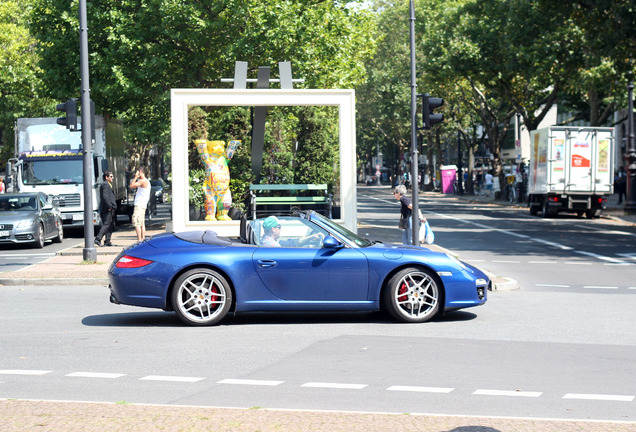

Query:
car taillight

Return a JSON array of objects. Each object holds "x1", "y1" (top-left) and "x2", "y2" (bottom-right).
[{"x1": 116, "y1": 255, "x2": 154, "y2": 268}]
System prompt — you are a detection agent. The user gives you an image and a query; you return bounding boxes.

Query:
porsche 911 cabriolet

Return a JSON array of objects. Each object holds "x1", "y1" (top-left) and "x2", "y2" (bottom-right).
[{"x1": 108, "y1": 211, "x2": 489, "y2": 326}]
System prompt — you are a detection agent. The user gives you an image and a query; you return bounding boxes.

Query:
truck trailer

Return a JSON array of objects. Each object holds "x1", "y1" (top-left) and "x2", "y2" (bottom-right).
[
  {"x1": 528, "y1": 126, "x2": 614, "y2": 218},
  {"x1": 9, "y1": 117, "x2": 127, "y2": 227}
]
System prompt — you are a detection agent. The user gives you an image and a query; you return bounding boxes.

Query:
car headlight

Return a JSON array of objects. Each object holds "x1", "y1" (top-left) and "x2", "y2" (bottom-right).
[
  {"x1": 16, "y1": 219, "x2": 35, "y2": 229},
  {"x1": 475, "y1": 278, "x2": 488, "y2": 287}
]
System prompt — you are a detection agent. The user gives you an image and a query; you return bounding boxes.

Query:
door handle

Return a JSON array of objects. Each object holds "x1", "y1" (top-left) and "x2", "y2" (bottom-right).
[{"x1": 257, "y1": 259, "x2": 277, "y2": 268}]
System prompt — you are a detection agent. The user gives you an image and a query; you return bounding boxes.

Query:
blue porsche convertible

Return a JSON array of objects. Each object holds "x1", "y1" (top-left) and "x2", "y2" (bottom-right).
[{"x1": 108, "y1": 211, "x2": 489, "y2": 326}]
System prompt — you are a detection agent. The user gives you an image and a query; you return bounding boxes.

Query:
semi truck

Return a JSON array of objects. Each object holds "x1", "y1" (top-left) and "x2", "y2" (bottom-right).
[
  {"x1": 528, "y1": 126, "x2": 615, "y2": 218},
  {"x1": 8, "y1": 117, "x2": 127, "y2": 227}
]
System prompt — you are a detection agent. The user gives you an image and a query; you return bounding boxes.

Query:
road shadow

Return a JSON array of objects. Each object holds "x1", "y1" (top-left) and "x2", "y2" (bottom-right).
[
  {"x1": 446, "y1": 428, "x2": 500, "y2": 432},
  {"x1": 82, "y1": 309, "x2": 477, "y2": 327}
]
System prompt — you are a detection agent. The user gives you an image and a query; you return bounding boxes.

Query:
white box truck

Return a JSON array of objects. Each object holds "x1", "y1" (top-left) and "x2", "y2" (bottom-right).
[
  {"x1": 8, "y1": 117, "x2": 127, "y2": 227},
  {"x1": 528, "y1": 126, "x2": 614, "y2": 218}
]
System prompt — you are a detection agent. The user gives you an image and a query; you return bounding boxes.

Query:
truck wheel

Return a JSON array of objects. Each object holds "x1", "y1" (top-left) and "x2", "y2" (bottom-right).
[
  {"x1": 541, "y1": 200, "x2": 552, "y2": 218},
  {"x1": 529, "y1": 203, "x2": 538, "y2": 216},
  {"x1": 585, "y1": 210, "x2": 596, "y2": 219}
]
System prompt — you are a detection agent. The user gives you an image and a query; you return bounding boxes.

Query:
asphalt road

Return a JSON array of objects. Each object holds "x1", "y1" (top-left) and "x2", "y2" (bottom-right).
[{"x1": 0, "y1": 189, "x2": 635, "y2": 424}]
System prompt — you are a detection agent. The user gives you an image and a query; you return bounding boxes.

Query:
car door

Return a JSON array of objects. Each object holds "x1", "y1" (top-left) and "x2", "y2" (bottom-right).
[
  {"x1": 39, "y1": 194, "x2": 55, "y2": 236},
  {"x1": 252, "y1": 245, "x2": 369, "y2": 302}
]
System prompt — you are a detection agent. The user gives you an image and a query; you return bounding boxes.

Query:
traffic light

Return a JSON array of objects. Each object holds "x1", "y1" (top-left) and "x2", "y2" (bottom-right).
[
  {"x1": 56, "y1": 99, "x2": 78, "y2": 130},
  {"x1": 421, "y1": 93, "x2": 444, "y2": 129}
]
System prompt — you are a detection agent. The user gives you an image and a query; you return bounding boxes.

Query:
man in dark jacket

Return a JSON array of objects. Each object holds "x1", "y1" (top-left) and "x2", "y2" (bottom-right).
[{"x1": 95, "y1": 171, "x2": 117, "y2": 246}]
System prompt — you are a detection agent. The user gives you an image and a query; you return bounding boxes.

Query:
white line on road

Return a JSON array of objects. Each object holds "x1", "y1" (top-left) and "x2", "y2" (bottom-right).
[
  {"x1": 217, "y1": 379, "x2": 284, "y2": 386},
  {"x1": 66, "y1": 372, "x2": 126, "y2": 379},
  {"x1": 575, "y1": 251, "x2": 628, "y2": 264},
  {"x1": 301, "y1": 382, "x2": 368, "y2": 390},
  {"x1": 387, "y1": 385, "x2": 454, "y2": 394},
  {"x1": 563, "y1": 393, "x2": 635, "y2": 402},
  {"x1": 528, "y1": 261, "x2": 558, "y2": 264},
  {"x1": 492, "y1": 260, "x2": 521, "y2": 263},
  {"x1": 583, "y1": 286, "x2": 619, "y2": 290},
  {"x1": 0, "y1": 370, "x2": 52, "y2": 375},
  {"x1": 0, "y1": 253, "x2": 56, "y2": 258},
  {"x1": 140, "y1": 375, "x2": 205, "y2": 383},
  {"x1": 473, "y1": 389, "x2": 543, "y2": 398}
]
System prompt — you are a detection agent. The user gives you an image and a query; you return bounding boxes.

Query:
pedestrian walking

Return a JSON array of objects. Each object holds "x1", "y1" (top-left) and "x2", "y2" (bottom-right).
[
  {"x1": 394, "y1": 185, "x2": 424, "y2": 245},
  {"x1": 129, "y1": 167, "x2": 151, "y2": 241},
  {"x1": 615, "y1": 166, "x2": 626, "y2": 204},
  {"x1": 94, "y1": 171, "x2": 116, "y2": 247}
]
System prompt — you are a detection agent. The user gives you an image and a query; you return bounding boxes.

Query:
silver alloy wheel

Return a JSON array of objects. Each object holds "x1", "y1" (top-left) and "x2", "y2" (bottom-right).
[
  {"x1": 385, "y1": 267, "x2": 440, "y2": 323},
  {"x1": 34, "y1": 224, "x2": 45, "y2": 248},
  {"x1": 53, "y1": 222, "x2": 63, "y2": 243},
  {"x1": 171, "y1": 269, "x2": 232, "y2": 326}
]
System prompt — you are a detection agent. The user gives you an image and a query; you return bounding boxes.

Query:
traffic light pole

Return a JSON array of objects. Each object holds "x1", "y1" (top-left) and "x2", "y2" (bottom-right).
[
  {"x1": 409, "y1": 0, "x2": 420, "y2": 246},
  {"x1": 79, "y1": 0, "x2": 96, "y2": 262},
  {"x1": 625, "y1": 79, "x2": 636, "y2": 214}
]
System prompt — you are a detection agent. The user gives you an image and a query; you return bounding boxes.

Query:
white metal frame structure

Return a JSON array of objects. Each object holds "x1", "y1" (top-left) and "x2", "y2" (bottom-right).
[{"x1": 170, "y1": 88, "x2": 357, "y2": 236}]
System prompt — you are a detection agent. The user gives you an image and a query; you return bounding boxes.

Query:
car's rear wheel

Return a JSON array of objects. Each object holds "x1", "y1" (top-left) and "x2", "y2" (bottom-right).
[
  {"x1": 384, "y1": 267, "x2": 441, "y2": 323},
  {"x1": 34, "y1": 224, "x2": 45, "y2": 248},
  {"x1": 171, "y1": 268, "x2": 232, "y2": 326}
]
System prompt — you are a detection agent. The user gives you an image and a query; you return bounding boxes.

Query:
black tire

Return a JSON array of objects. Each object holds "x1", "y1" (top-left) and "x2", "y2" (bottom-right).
[
  {"x1": 52, "y1": 221, "x2": 64, "y2": 243},
  {"x1": 383, "y1": 267, "x2": 441, "y2": 323},
  {"x1": 541, "y1": 199, "x2": 552, "y2": 218},
  {"x1": 171, "y1": 268, "x2": 232, "y2": 326},
  {"x1": 585, "y1": 209, "x2": 596, "y2": 219},
  {"x1": 34, "y1": 224, "x2": 45, "y2": 249}
]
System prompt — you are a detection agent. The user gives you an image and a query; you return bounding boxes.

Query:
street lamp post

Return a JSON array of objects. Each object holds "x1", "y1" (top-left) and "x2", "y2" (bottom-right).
[
  {"x1": 625, "y1": 78, "x2": 636, "y2": 214},
  {"x1": 409, "y1": 0, "x2": 420, "y2": 245}
]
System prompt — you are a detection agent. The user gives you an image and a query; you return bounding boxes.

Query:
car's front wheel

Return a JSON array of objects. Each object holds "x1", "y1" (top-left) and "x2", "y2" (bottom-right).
[
  {"x1": 384, "y1": 267, "x2": 441, "y2": 323},
  {"x1": 34, "y1": 224, "x2": 45, "y2": 248},
  {"x1": 171, "y1": 268, "x2": 232, "y2": 326},
  {"x1": 52, "y1": 221, "x2": 63, "y2": 243}
]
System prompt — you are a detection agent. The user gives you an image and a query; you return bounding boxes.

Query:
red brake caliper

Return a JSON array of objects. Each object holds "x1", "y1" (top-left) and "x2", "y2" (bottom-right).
[{"x1": 398, "y1": 282, "x2": 408, "y2": 302}]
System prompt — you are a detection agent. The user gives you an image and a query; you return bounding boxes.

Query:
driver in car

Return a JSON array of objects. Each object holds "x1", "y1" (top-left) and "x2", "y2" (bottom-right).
[{"x1": 260, "y1": 216, "x2": 324, "y2": 248}]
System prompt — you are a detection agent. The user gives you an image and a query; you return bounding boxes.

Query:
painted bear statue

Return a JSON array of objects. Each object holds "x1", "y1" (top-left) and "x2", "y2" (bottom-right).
[{"x1": 194, "y1": 139, "x2": 241, "y2": 221}]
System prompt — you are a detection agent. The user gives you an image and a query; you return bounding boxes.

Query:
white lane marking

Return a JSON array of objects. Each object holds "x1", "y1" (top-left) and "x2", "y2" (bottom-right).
[
  {"x1": 564, "y1": 262, "x2": 592, "y2": 265},
  {"x1": 575, "y1": 251, "x2": 627, "y2": 264},
  {"x1": 583, "y1": 286, "x2": 619, "y2": 290},
  {"x1": 492, "y1": 260, "x2": 521, "y2": 263},
  {"x1": 301, "y1": 382, "x2": 367, "y2": 390},
  {"x1": 563, "y1": 393, "x2": 635, "y2": 402},
  {"x1": 528, "y1": 261, "x2": 557, "y2": 264},
  {"x1": 0, "y1": 370, "x2": 52, "y2": 375},
  {"x1": 473, "y1": 389, "x2": 542, "y2": 398},
  {"x1": 66, "y1": 372, "x2": 125, "y2": 379},
  {"x1": 629, "y1": 287, "x2": 636, "y2": 290},
  {"x1": 0, "y1": 253, "x2": 56, "y2": 258},
  {"x1": 536, "y1": 284, "x2": 571, "y2": 288},
  {"x1": 217, "y1": 379, "x2": 284, "y2": 386},
  {"x1": 140, "y1": 375, "x2": 204, "y2": 383},
  {"x1": 387, "y1": 385, "x2": 454, "y2": 394}
]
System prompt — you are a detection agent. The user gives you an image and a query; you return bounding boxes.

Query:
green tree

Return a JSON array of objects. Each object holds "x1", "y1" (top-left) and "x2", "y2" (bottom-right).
[{"x1": 0, "y1": 0, "x2": 54, "y2": 160}]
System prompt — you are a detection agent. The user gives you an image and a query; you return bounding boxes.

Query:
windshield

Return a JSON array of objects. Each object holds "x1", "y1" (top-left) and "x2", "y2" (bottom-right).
[
  {"x1": 311, "y1": 212, "x2": 372, "y2": 247},
  {"x1": 0, "y1": 195, "x2": 38, "y2": 212},
  {"x1": 22, "y1": 159, "x2": 83, "y2": 185}
]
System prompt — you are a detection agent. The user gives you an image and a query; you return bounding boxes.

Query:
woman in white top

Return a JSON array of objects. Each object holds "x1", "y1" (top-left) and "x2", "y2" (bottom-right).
[{"x1": 130, "y1": 167, "x2": 151, "y2": 241}]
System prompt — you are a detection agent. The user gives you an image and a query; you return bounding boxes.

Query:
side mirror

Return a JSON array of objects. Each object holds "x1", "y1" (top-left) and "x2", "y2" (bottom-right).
[{"x1": 323, "y1": 236, "x2": 344, "y2": 249}]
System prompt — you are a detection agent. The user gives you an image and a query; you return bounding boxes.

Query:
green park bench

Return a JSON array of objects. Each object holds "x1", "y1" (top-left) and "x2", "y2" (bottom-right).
[{"x1": 249, "y1": 183, "x2": 332, "y2": 219}]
